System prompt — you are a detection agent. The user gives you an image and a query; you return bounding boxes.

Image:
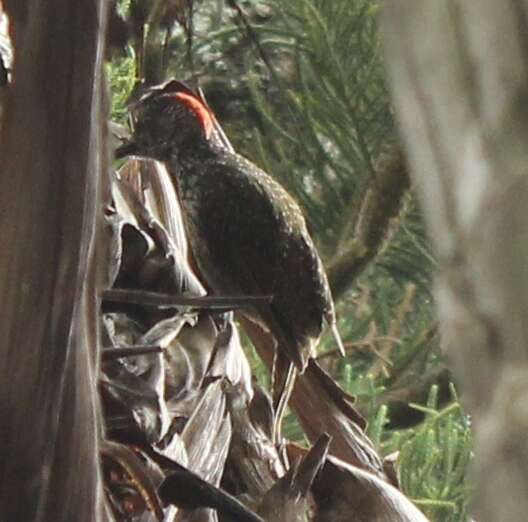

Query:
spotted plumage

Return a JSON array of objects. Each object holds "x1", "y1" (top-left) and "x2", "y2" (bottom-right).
[
  {"x1": 176, "y1": 141, "x2": 335, "y2": 370},
  {"x1": 117, "y1": 80, "x2": 343, "y2": 432}
]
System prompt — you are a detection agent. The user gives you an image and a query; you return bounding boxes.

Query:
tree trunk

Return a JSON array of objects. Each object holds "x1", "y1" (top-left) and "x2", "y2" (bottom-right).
[
  {"x1": 381, "y1": 2, "x2": 528, "y2": 520},
  {"x1": 0, "y1": 1, "x2": 108, "y2": 520}
]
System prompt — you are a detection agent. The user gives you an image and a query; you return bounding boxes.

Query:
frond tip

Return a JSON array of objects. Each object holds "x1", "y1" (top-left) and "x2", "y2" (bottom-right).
[{"x1": 331, "y1": 322, "x2": 346, "y2": 357}]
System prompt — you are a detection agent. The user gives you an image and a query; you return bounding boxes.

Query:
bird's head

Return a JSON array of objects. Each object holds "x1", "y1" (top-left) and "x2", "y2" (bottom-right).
[{"x1": 116, "y1": 80, "x2": 215, "y2": 162}]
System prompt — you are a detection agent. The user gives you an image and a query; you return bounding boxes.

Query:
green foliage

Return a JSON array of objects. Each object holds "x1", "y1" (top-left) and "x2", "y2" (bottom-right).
[
  {"x1": 235, "y1": 0, "x2": 392, "y2": 249},
  {"x1": 107, "y1": 51, "x2": 136, "y2": 124},
  {"x1": 393, "y1": 386, "x2": 473, "y2": 522}
]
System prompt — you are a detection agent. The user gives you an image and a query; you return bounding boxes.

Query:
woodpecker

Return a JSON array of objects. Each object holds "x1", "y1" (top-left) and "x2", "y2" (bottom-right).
[{"x1": 116, "y1": 80, "x2": 344, "y2": 440}]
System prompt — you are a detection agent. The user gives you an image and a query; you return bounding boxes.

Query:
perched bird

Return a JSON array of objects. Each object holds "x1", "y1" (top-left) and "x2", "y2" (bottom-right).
[{"x1": 116, "y1": 80, "x2": 344, "y2": 440}]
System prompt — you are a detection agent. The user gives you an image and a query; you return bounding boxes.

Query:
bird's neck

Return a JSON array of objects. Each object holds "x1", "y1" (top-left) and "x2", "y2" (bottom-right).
[{"x1": 168, "y1": 137, "x2": 225, "y2": 168}]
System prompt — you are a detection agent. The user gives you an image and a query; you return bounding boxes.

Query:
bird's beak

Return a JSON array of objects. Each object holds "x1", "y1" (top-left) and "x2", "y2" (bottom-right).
[{"x1": 115, "y1": 139, "x2": 139, "y2": 159}]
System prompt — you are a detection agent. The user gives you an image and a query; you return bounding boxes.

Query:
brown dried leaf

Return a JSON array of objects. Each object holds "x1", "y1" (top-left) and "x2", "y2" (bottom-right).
[
  {"x1": 257, "y1": 433, "x2": 331, "y2": 522},
  {"x1": 224, "y1": 380, "x2": 285, "y2": 501},
  {"x1": 241, "y1": 318, "x2": 384, "y2": 478},
  {"x1": 312, "y1": 456, "x2": 430, "y2": 522}
]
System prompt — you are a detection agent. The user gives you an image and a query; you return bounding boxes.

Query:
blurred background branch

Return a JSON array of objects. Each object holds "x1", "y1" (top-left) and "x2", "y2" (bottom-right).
[{"x1": 382, "y1": 1, "x2": 528, "y2": 520}]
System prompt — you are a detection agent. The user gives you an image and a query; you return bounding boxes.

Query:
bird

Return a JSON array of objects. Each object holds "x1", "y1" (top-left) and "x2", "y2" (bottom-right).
[{"x1": 116, "y1": 79, "x2": 344, "y2": 442}]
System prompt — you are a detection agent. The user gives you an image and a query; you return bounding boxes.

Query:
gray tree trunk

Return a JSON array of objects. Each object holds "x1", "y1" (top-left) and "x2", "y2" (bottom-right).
[
  {"x1": 0, "y1": 1, "x2": 109, "y2": 520},
  {"x1": 381, "y1": 2, "x2": 528, "y2": 520}
]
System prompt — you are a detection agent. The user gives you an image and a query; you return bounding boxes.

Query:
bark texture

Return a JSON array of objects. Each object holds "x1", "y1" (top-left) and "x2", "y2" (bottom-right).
[
  {"x1": 0, "y1": 1, "x2": 108, "y2": 520},
  {"x1": 381, "y1": 2, "x2": 528, "y2": 520}
]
